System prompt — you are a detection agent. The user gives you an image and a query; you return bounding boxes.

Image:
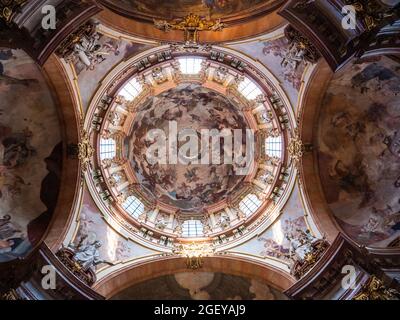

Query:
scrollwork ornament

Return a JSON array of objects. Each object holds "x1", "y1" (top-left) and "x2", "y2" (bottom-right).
[
  {"x1": 0, "y1": 0, "x2": 27, "y2": 24},
  {"x1": 288, "y1": 129, "x2": 304, "y2": 166},
  {"x1": 78, "y1": 130, "x2": 94, "y2": 172},
  {"x1": 353, "y1": 276, "x2": 400, "y2": 300},
  {"x1": 154, "y1": 13, "x2": 225, "y2": 44}
]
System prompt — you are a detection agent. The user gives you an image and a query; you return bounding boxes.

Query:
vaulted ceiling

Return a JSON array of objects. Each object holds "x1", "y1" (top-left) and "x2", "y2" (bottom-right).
[{"x1": 0, "y1": 0, "x2": 399, "y2": 301}]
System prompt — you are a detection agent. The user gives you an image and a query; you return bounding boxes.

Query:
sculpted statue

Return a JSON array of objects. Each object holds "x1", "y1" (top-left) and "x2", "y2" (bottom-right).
[
  {"x1": 57, "y1": 23, "x2": 109, "y2": 71},
  {"x1": 69, "y1": 236, "x2": 113, "y2": 271},
  {"x1": 202, "y1": 219, "x2": 212, "y2": 235},
  {"x1": 73, "y1": 33, "x2": 105, "y2": 69},
  {"x1": 287, "y1": 229, "x2": 318, "y2": 262},
  {"x1": 282, "y1": 43, "x2": 306, "y2": 70},
  {"x1": 153, "y1": 19, "x2": 173, "y2": 32},
  {"x1": 155, "y1": 216, "x2": 167, "y2": 230},
  {"x1": 259, "y1": 170, "x2": 274, "y2": 185},
  {"x1": 219, "y1": 213, "x2": 230, "y2": 230},
  {"x1": 174, "y1": 222, "x2": 183, "y2": 236}
]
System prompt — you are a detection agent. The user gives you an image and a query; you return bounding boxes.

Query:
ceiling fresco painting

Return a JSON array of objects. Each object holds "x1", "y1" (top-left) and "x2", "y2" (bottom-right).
[
  {"x1": 1, "y1": 0, "x2": 400, "y2": 302},
  {"x1": 0, "y1": 49, "x2": 62, "y2": 262},
  {"x1": 111, "y1": 272, "x2": 287, "y2": 300},
  {"x1": 128, "y1": 83, "x2": 248, "y2": 211},
  {"x1": 101, "y1": 0, "x2": 281, "y2": 21},
  {"x1": 318, "y1": 56, "x2": 400, "y2": 247}
]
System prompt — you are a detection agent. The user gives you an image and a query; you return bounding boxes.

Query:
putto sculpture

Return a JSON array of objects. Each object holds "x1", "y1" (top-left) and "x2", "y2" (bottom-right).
[{"x1": 286, "y1": 229, "x2": 329, "y2": 279}]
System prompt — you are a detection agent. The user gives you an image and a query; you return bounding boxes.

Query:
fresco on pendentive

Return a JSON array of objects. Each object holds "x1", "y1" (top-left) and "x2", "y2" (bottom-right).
[
  {"x1": 69, "y1": 187, "x2": 156, "y2": 268},
  {"x1": 68, "y1": 25, "x2": 154, "y2": 112},
  {"x1": 228, "y1": 35, "x2": 307, "y2": 109},
  {"x1": 0, "y1": 49, "x2": 62, "y2": 262},
  {"x1": 256, "y1": 185, "x2": 308, "y2": 262},
  {"x1": 318, "y1": 56, "x2": 400, "y2": 247}
]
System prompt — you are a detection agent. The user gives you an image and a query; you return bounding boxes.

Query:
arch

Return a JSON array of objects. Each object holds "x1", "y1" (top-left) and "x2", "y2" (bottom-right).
[
  {"x1": 42, "y1": 54, "x2": 81, "y2": 250},
  {"x1": 97, "y1": 7, "x2": 286, "y2": 44},
  {"x1": 0, "y1": 49, "x2": 65, "y2": 264},
  {"x1": 297, "y1": 60, "x2": 340, "y2": 242},
  {"x1": 93, "y1": 255, "x2": 295, "y2": 299}
]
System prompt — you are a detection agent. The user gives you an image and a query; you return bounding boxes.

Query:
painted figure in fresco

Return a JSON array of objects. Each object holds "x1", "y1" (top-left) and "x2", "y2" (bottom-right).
[
  {"x1": 361, "y1": 206, "x2": 400, "y2": 235},
  {"x1": 0, "y1": 238, "x2": 24, "y2": 254},
  {"x1": 1, "y1": 127, "x2": 36, "y2": 169},
  {"x1": 0, "y1": 49, "x2": 37, "y2": 86},
  {"x1": 258, "y1": 237, "x2": 289, "y2": 260},
  {"x1": 115, "y1": 240, "x2": 131, "y2": 261},
  {"x1": 103, "y1": 40, "x2": 121, "y2": 56},
  {"x1": 0, "y1": 215, "x2": 25, "y2": 254},
  {"x1": 258, "y1": 170, "x2": 274, "y2": 185},
  {"x1": 287, "y1": 229, "x2": 318, "y2": 262},
  {"x1": 75, "y1": 213, "x2": 94, "y2": 244},
  {"x1": 395, "y1": 176, "x2": 400, "y2": 188},
  {"x1": 262, "y1": 39, "x2": 287, "y2": 58},
  {"x1": 351, "y1": 62, "x2": 400, "y2": 94},
  {"x1": 0, "y1": 165, "x2": 25, "y2": 199},
  {"x1": 262, "y1": 38, "x2": 305, "y2": 90}
]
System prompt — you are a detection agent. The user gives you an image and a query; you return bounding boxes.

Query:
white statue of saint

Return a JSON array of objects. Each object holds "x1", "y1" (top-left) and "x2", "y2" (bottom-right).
[
  {"x1": 73, "y1": 33, "x2": 103, "y2": 68},
  {"x1": 72, "y1": 240, "x2": 102, "y2": 270},
  {"x1": 287, "y1": 229, "x2": 317, "y2": 262}
]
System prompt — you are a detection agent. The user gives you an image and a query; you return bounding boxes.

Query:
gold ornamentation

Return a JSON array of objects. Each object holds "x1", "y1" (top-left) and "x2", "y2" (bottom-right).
[
  {"x1": 0, "y1": 0, "x2": 27, "y2": 24},
  {"x1": 283, "y1": 25, "x2": 320, "y2": 68},
  {"x1": 173, "y1": 242, "x2": 214, "y2": 270},
  {"x1": 78, "y1": 130, "x2": 94, "y2": 171},
  {"x1": 353, "y1": 276, "x2": 399, "y2": 300},
  {"x1": 56, "y1": 248, "x2": 96, "y2": 286},
  {"x1": 288, "y1": 129, "x2": 304, "y2": 165},
  {"x1": 154, "y1": 13, "x2": 225, "y2": 44},
  {"x1": 0, "y1": 289, "x2": 20, "y2": 300},
  {"x1": 343, "y1": 1, "x2": 396, "y2": 31},
  {"x1": 286, "y1": 230, "x2": 330, "y2": 279}
]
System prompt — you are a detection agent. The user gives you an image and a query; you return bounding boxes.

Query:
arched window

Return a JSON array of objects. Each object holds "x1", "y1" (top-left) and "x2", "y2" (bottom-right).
[
  {"x1": 239, "y1": 194, "x2": 262, "y2": 216},
  {"x1": 265, "y1": 136, "x2": 282, "y2": 158},
  {"x1": 118, "y1": 78, "x2": 142, "y2": 101},
  {"x1": 238, "y1": 77, "x2": 263, "y2": 100},
  {"x1": 99, "y1": 138, "x2": 116, "y2": 160},
  {"x1": 182, "y1": 220, "x2": 204, "y2": 238},
  {"x1": 178, "y1": 57, "x2": 203, "y2": 74},
  {"x1": 122, "y1": 195, "x2": 145, "y2": 218}
]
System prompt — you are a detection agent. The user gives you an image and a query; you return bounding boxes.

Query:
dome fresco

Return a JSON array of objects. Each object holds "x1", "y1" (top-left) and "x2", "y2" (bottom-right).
[
  {"x1": 91, "y1": 50, "x2": 292, "y2": 245},
  {"x1": 1, "y1": 0, "x2": 400, "y2": 302},
  {"x1": 127, "y1": 84, "x2": 248, "y2": 211}
]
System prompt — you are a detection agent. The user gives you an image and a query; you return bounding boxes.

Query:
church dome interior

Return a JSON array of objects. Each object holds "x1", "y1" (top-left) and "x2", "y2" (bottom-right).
[{"x1": 0, "y1": 0, "x2": 400, "y2": 305}]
